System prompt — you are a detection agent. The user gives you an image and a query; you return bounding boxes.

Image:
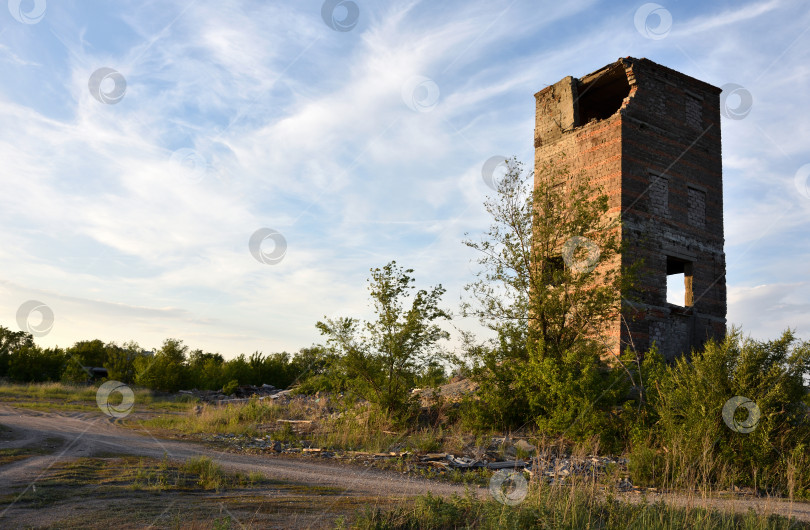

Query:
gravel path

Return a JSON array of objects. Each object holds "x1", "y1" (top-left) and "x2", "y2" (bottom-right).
[{"x1": 0, "y1": 406, "x2": 475, "y2": 500}]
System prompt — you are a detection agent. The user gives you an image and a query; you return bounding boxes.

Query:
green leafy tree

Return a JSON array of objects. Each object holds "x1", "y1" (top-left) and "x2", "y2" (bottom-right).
[
  {"x1": 60, "y1": 359, "x2": 91, "y2": 383},
  {"x1": 293, "y1": 346, "x2": 346, "y2": 394},
  {"x1": 222, "y1": 354, "x2": 253, "y2": 388},
  {"x1": 66, "y1": 339, "x2": 106, "y2": 366},
  {"x1": 0, "y1": 326, "x2": 35, "y2": 378},
  {"x1": 7, "y1": 344, "x2": 66, "y2": 382},
  {"x1": 317, "y1": 261, "x2": 450, "y2": 418},
  {"x1": 186, "y1": 350, "x2": 226, "y2": 390},
  {"x1": 462, "y1": 156, "x2": 635, "y2": 436},
  {"x1": 104, "y1": 341, "x2": 146, "y2": 384},
  {"x1": 134, "y1": 338, "x2": 188, "y2": 392},
  {"x1": 61, "y1": 339, "x2": 107, "y2": 383},
  {"x1": 0, "y1": 325, "x2": 66, "y2": 382},
  {"x1": 416, "y1": 358, "x2": 448, "y2": 389},
  {"x1": 250, "y1": 351, "x2": 302, "y2": 389}
]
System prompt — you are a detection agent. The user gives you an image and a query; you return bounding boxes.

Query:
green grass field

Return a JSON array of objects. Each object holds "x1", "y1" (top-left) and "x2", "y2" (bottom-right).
[{"x1": 0, "y1": 382, "x2": 196, "y2": 413}]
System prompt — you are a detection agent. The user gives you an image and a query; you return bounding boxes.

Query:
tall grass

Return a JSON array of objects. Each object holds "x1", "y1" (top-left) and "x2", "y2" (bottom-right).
[
  {"x1": 145, "y1": 398, "x2": 283, "y2": 435},
  {"x1": 181, "y1": 456, "x2": 229, "y2": 490},
  {"x1": 313, "y1": 403, "x2": 400, "y2": 452},
  {"x1": 0, "y1": 382, "x2": 100, "y2": 401},
  {"x1": 130, "y1": 455, "x2": 264, "y2": 492},
  {"x1": 0, "y1": 381, "x2": 194, "y2": 410},
  {"x1": 351, "y1": 483, "x2": 802, "y2": 529},
  {"x1": 143, "y1": 397, "x2": 458, "y2": 454}
]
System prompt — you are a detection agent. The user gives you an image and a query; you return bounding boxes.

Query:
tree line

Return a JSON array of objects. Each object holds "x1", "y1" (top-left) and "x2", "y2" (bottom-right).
[{"x1": 0, "y1": 330, "x2": 327, "y2": 393}]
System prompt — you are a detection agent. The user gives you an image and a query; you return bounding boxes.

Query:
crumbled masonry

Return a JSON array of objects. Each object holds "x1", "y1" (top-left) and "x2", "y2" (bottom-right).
[{"x1": 534, "y1": 57, "x2": 727, "y2": 360}]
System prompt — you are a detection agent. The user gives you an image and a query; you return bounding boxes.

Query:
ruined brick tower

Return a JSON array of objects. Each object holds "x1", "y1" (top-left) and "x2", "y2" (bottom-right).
[{"x1": 534, "y1": 57, "x2": 726, "y2": 360}]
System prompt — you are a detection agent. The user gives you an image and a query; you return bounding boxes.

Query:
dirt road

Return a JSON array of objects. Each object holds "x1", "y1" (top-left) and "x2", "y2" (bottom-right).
[
  {"x1": 2, "y1": 405, "x2": 810, "y2": 527},
  {"x1": 0, "y1": 406, "x2": 473, "y2": 498}
]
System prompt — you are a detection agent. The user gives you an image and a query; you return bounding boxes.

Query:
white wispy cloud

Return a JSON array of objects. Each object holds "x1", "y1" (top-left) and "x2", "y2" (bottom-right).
[
  {"x1": 1, "y1": 0, "x2": 809, "y2": 355},
  {"x1": 0, "y1": 43, "x2": 39, "y2": 66},
  {"x1": 673, "y1": 0, "x2": 782, "y2": 37}
]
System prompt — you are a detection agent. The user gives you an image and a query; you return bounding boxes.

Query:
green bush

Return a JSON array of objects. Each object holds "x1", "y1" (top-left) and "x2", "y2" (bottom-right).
[
  {"x1": 633, "y1": 328, "x2": 810, "y2": 495},
  {"x1": 134, "y1": 339, "x2": 188, "y2": 392},
  {"x1": 182, "y1": 456, "x2": 225, "y2": 490},
  {"x1": 221, "y1": 379, "x2": 239, "y2": 396}
]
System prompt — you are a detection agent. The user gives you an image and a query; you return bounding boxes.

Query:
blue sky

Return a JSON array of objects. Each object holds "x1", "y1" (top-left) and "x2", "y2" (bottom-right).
[{"x1": 1, "y1": 0, "x2": 809, "y2": 356}]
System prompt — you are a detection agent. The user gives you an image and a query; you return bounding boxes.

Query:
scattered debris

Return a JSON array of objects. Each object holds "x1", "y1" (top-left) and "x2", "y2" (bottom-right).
[
  {"x1": 180, "y1": 387, "x2": 633, "y2": 490},
  {"x1": 514, "y1": 439, "x2": 536, "y2": 453},
  {"x1": 268, "y1": 389, "x2": 295, "y2": 400},
  {"x1": 179, "y1": 384, "x2": 283, "y2": 404},
  {"x1": 411, "y1": 376, "x2": 479, "y2": 406},
  {"x1": 199, "y1": 431, "x2": 633, "y2": 490}
]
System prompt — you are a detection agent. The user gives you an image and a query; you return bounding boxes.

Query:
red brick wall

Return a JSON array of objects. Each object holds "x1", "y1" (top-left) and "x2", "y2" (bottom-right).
[{"x1": 534, "y1": 57, "x2": 726, "y2": 360}]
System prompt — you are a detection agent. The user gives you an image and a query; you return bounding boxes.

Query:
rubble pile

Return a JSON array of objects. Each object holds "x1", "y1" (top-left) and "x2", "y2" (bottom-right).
[
  {"x1": 179, "y1": 385, "x2": 633, "y2": 489},
  {"x1": 179, "y1": 384, "x2": 290, "y2": 403},
  {"x1": 413, "y1": 438, "x2": 631, "y2": 487},
  {"x1": 201, "y1": 431, "x2": 632, "y2": 489},
  {"x1": 411, "y1": 376, "x2": 479, "y2": 407}
]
